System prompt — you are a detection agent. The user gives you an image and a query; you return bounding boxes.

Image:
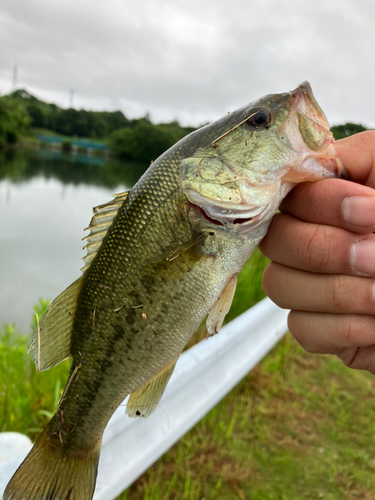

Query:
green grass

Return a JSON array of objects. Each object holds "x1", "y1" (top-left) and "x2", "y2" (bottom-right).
[
  {"x1": 0, "y1": 250, "x2": 268, "y2": 438},
  {"x1": 3, "y1": 251, "x2": 374, "y2": 499},
  {"x1": 117, "y1": 337, "x2": 375, "y2": 500},
  {"x1": 0, "y1": 299, "x2": 71, "y2": 437}
]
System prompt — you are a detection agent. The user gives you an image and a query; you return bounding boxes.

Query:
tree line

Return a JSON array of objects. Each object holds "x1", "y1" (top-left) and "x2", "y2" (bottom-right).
[
  {"x1": 0, "y1": 88, "x2": 370, "y2": 160},
  {"x1": 1, "y1": 89, "x2": 196, "y2": 160}
]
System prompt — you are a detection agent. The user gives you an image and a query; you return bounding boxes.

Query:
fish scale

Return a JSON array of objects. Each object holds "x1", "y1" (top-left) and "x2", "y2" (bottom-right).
[
  {"x1": 55, "y1": 148, "x2": 234, "y2": 450},
  {"x1": 4, "y1": 82, "x2": 343, "y2": 500}
]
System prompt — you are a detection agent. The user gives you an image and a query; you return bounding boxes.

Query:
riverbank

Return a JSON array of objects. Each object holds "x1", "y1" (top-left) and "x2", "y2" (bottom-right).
[
  {"x1": 117, "y1": 333, "x2": 375, "y2": 500},
  {"x1": 2, "y1": 254, "x2": 375, "y2": 499}
]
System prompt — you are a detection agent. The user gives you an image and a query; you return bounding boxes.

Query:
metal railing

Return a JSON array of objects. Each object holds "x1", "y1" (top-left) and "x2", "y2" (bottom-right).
[{"x1": 0, "y1": 298, "x2": 289, "y2": 500}]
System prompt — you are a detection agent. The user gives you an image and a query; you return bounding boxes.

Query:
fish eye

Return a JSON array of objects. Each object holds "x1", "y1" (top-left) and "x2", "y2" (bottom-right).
[{"x1": 246, "y1": 108, "x2": 271, "y2": 128}]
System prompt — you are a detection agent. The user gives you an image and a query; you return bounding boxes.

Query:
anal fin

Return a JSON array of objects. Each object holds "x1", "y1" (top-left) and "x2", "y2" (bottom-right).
[
  {"x1": 206, "y1": 274, "x2": 238, "y2": 337},
  {"x1": 126, "y1": 356, "x2": 179, "y2": 418}
]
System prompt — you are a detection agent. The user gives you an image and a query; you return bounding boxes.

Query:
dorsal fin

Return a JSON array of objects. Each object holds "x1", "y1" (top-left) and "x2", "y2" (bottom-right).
[{"x1": 81, "y1": 190, "x2": 129, "y2": 273}]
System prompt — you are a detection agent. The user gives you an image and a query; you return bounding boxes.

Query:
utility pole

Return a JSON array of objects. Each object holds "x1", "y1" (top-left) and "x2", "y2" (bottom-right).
[
  {"x1": 12, "y1": 64, "x2": 18, "y2": 89},
  {"x1": 69, "y1": 88, "x2": 74, "y2": 108}
]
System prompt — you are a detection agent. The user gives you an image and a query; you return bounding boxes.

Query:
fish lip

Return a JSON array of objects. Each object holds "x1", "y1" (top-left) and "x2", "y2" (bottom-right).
[
  {"x1": 188, "y1": 196, "x2": 272, "y2": 235},
  {"x1": 283, "y1": 83, "x2": 346, "y2": 180},
  {"x1": 290, "y1": 81, "x2": 330, "y2": 132}
]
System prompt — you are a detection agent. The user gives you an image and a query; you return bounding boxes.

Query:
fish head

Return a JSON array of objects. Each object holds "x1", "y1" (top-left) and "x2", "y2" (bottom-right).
[{"x1": 180, "y1": 81, "x2": 344, "y2": 235}]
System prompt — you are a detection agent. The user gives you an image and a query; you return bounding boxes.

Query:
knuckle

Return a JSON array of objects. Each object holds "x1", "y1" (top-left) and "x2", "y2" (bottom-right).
[
  {"x1": 299, "y1": 224, "x2": 331, "y2": 272},
  {"x1": 338, "y1": 347, "x2": 360, "y2": 370},
  {"x1": 325, "y1": 276, "x2": 375, "y2": 315},
  {"x1": 327, "y1": 276, "x2": 347, "y2": 312},
  {"x1": 364, "y1": 279, "x2": 375, "y2": 311},
  {"x1": 339, "y1": 346, "x2": 375, "y2": 375},
  {"x1": 342, "y1": 316, "x2": 365, "y2": 346}
]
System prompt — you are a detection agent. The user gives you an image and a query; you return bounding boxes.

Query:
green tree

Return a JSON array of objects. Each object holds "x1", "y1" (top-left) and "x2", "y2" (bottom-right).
[
  {"x1": 27, "y1": 104, "x2": 48, "y2": 128},
  {"x1": 0, "y1": 97, "x2": 30, "y2": 147},
  {"x1": 108, "y1": 121, "x2": 175, "y2": 161},
  {"x1": 331, "y1": 122, "x2": 368, "y2": 140}
]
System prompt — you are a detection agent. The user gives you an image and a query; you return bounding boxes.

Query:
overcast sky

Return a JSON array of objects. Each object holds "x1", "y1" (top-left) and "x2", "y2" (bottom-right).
[{"x1": 0, "y1": 0, "x2": 374, "y2": 127}]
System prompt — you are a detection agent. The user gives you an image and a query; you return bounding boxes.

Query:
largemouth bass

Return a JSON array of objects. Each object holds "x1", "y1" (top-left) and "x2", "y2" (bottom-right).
[{"x1": 5, "y1": 82, "x2": 343, "y2": 500}]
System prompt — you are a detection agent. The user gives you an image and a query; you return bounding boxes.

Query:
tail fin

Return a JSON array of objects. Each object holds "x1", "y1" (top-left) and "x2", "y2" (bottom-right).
[{"x1": 4, "y1": 423, "x2": 101, "y2": 500}]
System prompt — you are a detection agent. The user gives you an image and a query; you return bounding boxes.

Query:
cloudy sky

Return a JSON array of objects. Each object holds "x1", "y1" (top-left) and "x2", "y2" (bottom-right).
[{"x1": 0, "y1": 0, "x2": 374, "y2": 127}]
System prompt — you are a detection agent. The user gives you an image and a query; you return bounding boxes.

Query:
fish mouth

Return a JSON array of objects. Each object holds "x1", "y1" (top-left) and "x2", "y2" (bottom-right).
[
  {"x1": 187, "y1": 185, "x2": 288, "y2": 235},
  {"x1": 194, "y1": 202, "x2": 270, "y2": 233},
  {"x1": 283, "y1": 82, "x2": 347, "y2": 181}
]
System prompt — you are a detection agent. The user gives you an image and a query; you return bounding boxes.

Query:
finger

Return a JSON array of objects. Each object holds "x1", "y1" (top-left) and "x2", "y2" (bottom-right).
[
  {"x1": 259, "y1": 213, "x2": 375, "y2": 276},
  {"x1": 288, "y1": 310, "x2": 375, "y2": 373},
  {"x1": 335, "y1": 345, "x2": 375, "y2": 374},
  {"x1": 280, "y1": 178, "x2": 375, "y2": 234},
  {"x1": 263, "y1": 262, "x2": 375, "y2": 315},
  {"x1": 334, "y1": 131, "x2": 375, "y2": 187},
  {"x1": 288, "y1": 311, "x2": 375, "y2": 354}
]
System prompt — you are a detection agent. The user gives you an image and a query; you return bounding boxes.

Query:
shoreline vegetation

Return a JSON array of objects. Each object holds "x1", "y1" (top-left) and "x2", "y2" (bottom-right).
[
  {"x1": 2, "y1": 250, "x2": 375, "y2": 499},
  {"x1": 0, "y1": 89, "x2": 197, "y2": 161},
  {"x1": 0, "y1": 88, "x2": 369, "y2": 161}
]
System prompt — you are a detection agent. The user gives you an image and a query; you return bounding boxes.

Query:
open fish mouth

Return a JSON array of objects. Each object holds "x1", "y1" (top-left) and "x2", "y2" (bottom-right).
[{"x1": 186, "y1": 181, "x2": 288, "y2": 235}]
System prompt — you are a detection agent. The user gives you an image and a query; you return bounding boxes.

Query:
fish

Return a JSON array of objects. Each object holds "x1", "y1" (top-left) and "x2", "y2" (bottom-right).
[{"x1": 4, "y1": 82, "x2": 344, "y2": 500}]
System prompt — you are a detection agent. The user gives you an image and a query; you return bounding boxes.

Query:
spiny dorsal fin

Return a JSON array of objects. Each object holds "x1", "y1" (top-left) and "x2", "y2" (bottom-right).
[
  {"x1": 206, "y1": 273, "x2": 238, "y2": 337},
  {"x1": 81, "y1": 190, "x2": 129, "y2": 273},
  {"x1": 126, "y1": 356, "x2": 179, "y2": 418},
  {"x1": 30, "y1": 277, "x2": 84, "y2": 371}
]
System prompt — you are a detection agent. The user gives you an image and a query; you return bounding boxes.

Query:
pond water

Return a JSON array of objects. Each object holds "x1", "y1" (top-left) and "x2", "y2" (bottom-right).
[{"x1": 0, "y1": 148, "x2": 148, "y2": 332}]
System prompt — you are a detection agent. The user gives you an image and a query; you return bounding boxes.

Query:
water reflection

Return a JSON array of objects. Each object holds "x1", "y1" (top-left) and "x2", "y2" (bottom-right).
[
  {"x1": 0, "y1": 148, "x2": 148, "y2": 188},
  {"x1": 0, "y1": 149, "x2": 148, "y2": 332}
]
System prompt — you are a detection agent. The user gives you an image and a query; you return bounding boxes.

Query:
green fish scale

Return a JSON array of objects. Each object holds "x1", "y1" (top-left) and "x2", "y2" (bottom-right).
[
  {"x1": 52, "y1": 150, "x2": 216, "y2": 448},
  {"x1": 50, "y1": 112, "x2": 266, "y2": 450}
]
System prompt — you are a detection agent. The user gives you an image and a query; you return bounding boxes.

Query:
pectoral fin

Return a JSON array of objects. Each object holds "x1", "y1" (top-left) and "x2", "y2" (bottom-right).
[
  {"x1": 126, "y1": 356, "x2": 179, "y2": 418},
  {"x1": 141, "y1": 234, "x2": 209, "y2": 282},
  {"x1": 206, "y1": 274, "x2": 238, "y2": 337}
]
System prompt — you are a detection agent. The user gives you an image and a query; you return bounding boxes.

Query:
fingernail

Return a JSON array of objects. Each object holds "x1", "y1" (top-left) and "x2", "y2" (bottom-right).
[
  {"x1": 342, "y1": 196, "x2": 375, "y2": 228},
  {"x1": 351, "y1": 239, "x2": 375, "y2": 276}
]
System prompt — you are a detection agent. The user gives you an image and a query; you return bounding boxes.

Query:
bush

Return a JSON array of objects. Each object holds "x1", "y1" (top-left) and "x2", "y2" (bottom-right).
[
  {"x1": 331, "y1": 122, "x2": 367, "y2": 140},
  {"x1": 61, "y1": 139, "x2": 72, "y2": 152},
  {"x1": 108, "y1": 121, "x2": 175, "y2": 161},
  {"x1": 0, "y1": 97, "x2": 30, "y2": 147}
]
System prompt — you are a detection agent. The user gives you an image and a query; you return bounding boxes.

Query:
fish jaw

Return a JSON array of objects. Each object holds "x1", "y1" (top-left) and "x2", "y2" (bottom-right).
[
  {"x1": 180, "y1": 82, "x2": 345, "y2": 236},
  {"x1": 282, "y1": 81, "x2": 344, "y2": 182}
]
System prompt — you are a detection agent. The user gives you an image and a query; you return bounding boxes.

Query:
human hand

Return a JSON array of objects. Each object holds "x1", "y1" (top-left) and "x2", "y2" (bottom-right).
[{"x1": 259, "y1": 131, "x2": 375, "y2": 373}]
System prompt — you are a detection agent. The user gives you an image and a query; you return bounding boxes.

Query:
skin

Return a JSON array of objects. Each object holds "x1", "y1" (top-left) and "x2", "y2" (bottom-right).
[{"x1": 259, "y1": 131, "x2": 375, "y2": 374}]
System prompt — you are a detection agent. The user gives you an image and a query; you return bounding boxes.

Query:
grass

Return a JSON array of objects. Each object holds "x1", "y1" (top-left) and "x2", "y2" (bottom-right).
[
  {"x1": 0, "y1": 300, "x2": 71, "y2": 437},
  {"x1": 0, "y1": 250, "x2": 267, "y2": 438},
  {"x1": 2, "y1": 250, "x2": 375, "y2": 499},
  {"x1": 117, "y1": 336, "x2": 375, "y2": 500}
]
